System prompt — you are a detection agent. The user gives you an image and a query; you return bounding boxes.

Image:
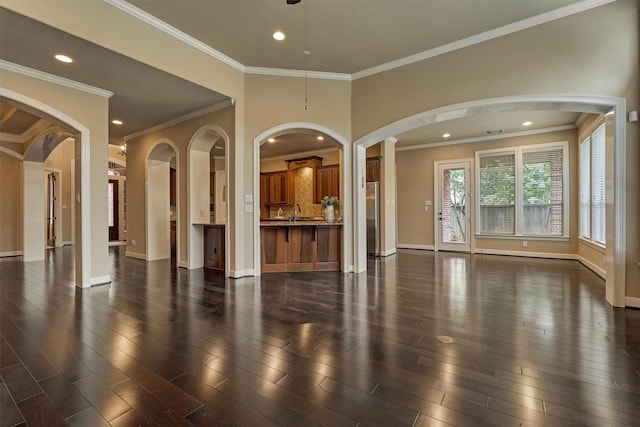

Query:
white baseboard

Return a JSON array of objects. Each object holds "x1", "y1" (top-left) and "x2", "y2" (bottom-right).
[
  {"x1": 178, "y1": 260, "x2": 189, "y2": 269},
  {"x1": 474, "y1": 248, "x2": 576, "y2": 260},
  {"x1": 0, "y1": 251, "x2": 22, "y2": 257},
  {"x1": 230, "y1": 269, "x2": 255, "y2": 278},
  {"x1": 63, "y1": 241, "x2": 73, "y2": 246},
  {"x1": 90, "y1": 275, "x2": 111, "y2": 286},
  {"x1": 577, "y1": 256, "x2": 606, "y2": 279},
  {"x1": 380, "y1": 248, "x2": 397, "y2": 257},
  {"x1": 397, "y1": 243, "x2": 435, "y2": 251},
  {"x1": 125, "y1": 251, "x2": 147, "y2": 260},
  {"x1": 625, "y1": 296, "x2": 640, "y2": 309}
]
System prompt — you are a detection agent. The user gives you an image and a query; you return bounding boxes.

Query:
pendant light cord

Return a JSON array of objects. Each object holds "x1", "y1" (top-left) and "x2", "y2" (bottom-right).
[{"x1": 304, "y1": 0, "x2": 309, "y2": 110}]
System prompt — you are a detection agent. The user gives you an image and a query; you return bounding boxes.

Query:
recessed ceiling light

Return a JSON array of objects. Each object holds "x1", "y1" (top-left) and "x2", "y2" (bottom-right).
[
  {"x1": 522, "y1": 121, "x2": 533, "y2": 126},
  {"x1": 54, "y1": 54, "x2": 73, "y2": 63},
  {"x1": 317, "y1": 136, "x2": 324, "y2": 141},
  {"x1": 267, "y1": 138, "x2": 275, "y2": 143},
  {"x1": 111, "y1": 119, "x2": 123, "y2": 125},
  {"x1": 442, "y1": 133, "x2": 451, "y2": 138},
  {"x1": 273, "y1": 31, "x2": 285, "y2": 41}
]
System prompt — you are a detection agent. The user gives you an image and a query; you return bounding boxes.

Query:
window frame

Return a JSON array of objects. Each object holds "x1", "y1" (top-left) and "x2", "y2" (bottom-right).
[
  {"x1": 475, "y1": 141, "x2": 569, "y2": 239},
  {"x1": 579, "y1": 122, "x2": 606, "y2": 248}
]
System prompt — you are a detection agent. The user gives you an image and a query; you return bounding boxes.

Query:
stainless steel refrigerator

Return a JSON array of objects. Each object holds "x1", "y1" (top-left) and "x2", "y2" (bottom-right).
[{"x1": 366, "y1": 182, "x2": 380, "y2": 256}]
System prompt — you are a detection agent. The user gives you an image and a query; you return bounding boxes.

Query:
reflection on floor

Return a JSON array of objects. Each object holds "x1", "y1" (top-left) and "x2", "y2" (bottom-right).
[{"x1": 1, "y1": 246, "x2": 639, "y2": 426}]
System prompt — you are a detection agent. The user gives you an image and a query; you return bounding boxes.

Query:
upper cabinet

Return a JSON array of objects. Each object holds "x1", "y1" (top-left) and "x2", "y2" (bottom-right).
[
  {"x1": 366, "y1": 157, "x2": 380, "y2": 182},
  {"x1": 170, "y1": 167, "x2": 177, "y2": 205},
  {"x1": 316, "y1": 164, "x2": 340, "y2": 202},
  {"x1": 261, "y1": 170, "x2": 294, "y2": 206}
]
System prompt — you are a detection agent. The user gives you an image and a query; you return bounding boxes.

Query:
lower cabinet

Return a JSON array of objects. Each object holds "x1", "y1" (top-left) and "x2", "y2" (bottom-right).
[
  {"x1": 261, "y1": 225, "x2": 341, "y2": 272},
  {"x1": 204, "y1": 225, "x2": 225, "y2": 271}
]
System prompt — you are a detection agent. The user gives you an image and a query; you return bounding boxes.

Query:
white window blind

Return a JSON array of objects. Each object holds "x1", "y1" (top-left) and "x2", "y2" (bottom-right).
[
  {"x1": 591, "y1": 124, "x2": 606, "y2": 244},
  {"x1": 522, "y1": 148, "x2": 564, "y2": 235},
  {"x1": 476, "y1": 142, "x2": 568, "y2": 238},
  {"x1": 478, "y1": 153, "x2": 515, "y2": 234},
  {"x1": 579, "y1": 137, "x2": 591, "y2": 238}
]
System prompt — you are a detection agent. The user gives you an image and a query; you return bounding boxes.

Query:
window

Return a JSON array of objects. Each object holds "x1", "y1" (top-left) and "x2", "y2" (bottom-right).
[
  {"x1": 580, "y1": 123, "x2": 606, "y2": 245},
  {"x1": 476, "y1": 142, "x2": 568, "y2": 237}
]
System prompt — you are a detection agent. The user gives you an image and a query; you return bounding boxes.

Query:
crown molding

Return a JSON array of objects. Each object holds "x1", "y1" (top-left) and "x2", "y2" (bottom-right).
[
  {"x1": 245, "y1": 66, "x2": 351, "y2": 81},
  {"x1": 0, "y1": 119, "x2": 54, "y2": 144},
  {"x1": 0, "y1": 60, "x2": 113, "y2": 98},
  {"x1": 124, "y1": 99, "x2": 233, "y2": 141},
  {"x1": 104, "y1": 0, "x2": 245, "y2": 72},
  {"x1": 106, "y1": 0, "x2": 613, "y2": 82},
  {"x1": 0, "y1": 132, "x2": 21, "y2": 144},
  {"x1": 0, "y1": 145, "x2": 23, "y2": 160},
  {"x1": 396, "y1": 124, "x2": 576, "y2": 152},
  {"x1": 353, "y1": 0, "x2": 616, "y2": 80}
]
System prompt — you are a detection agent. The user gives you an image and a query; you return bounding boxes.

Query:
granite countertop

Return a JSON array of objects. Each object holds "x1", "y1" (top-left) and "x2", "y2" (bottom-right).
[{"x1": 260, "y1": 219, "x2": 342, "y2": 226}]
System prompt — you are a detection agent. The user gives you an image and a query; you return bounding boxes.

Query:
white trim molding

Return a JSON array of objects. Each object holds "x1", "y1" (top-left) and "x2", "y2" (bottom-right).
[
  {"x1": 124, "y1": 99, "x2": 234, "y2": 141},
  {"x1": 0, "y1": 146, "x2": 23, "y2": 160},
  {"x1": 0, "y1": 251, "x2": 23, "y2": 257},
  {"x1": 475, "y1": 248, "x2": 576, "y2": 260},
  {"x1": 230, "y1": 269, "x2": 255, "y2": 278},
  {"x1": 0, "y1": 60, "x2": 113, "y2": 98},
  {"x1": 625, "y1": 297, "x2": 640, "y2": 309},
  {"x1": 380, "y1": 248, "x2": 397, "y2": 257},
  {"x1": 397, "y1": 244, "x2": 435, "y2": 251},
  {"x1": 578, "y1": 256, "x2": 606, "y2": 279},
  {"x1": 90, "y1": 275, "x2": 111, "y2": 286},
  {"x1": 125, "y1": 251, "x2": 147, "y2": 260}
]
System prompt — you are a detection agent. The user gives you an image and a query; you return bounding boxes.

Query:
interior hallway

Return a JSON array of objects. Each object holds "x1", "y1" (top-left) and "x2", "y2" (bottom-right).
[{"x1": 1, "y1": 247, "x2": 639, "y2": 426}]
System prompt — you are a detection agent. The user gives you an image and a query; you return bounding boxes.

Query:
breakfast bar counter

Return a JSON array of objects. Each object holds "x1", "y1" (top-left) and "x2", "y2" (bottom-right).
[{"x1": 260, "y1": 220, "x2": 341, "y2": 272}]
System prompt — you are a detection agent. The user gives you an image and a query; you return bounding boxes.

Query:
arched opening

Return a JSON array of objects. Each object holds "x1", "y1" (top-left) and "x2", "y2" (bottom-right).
[
  {"x1": 187, "y1": 125, "x2": 229, "y2": 275},
  {"x1": 1, "y1": 89, "x2": 93, "y2": 287},
  {"x1": 146, "y1": 140, "x2": 179, "y2": 264},
  {"x1": 252, "y1": 123, "x2": 352, "y2": 275},
  {"x1": 353, "y1": 95, "x2": 627, "y2": 307}
]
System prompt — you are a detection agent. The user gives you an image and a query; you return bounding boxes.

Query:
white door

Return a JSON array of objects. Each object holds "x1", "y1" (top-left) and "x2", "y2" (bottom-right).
[{"x1": 436, "y1": 161, "x2": 472, "y2": 252}]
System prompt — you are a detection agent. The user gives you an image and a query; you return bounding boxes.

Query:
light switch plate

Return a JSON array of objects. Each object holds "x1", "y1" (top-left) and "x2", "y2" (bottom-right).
[
  {"x1": 244, "y1": 194, "x2": 253, "y2": 203},
  {"x1": 244, "y1": 204, "x2": 253, "y2": 212}
]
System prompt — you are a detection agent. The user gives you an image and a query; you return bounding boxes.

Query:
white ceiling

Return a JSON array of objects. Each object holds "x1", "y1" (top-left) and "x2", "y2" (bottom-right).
[{"x1": 0, "y1": 0, "x2": 605, "y2": 158}]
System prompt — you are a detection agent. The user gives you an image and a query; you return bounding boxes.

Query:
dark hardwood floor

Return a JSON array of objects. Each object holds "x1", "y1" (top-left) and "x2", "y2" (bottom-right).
[{"x1": 1, "y1": 246, "x2": 639, "y2": 426}]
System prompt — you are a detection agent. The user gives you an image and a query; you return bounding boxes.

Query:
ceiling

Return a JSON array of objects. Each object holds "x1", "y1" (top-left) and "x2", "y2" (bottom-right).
[{"x1": 0, "y1": 0, "x2": 601, "y2": 158}]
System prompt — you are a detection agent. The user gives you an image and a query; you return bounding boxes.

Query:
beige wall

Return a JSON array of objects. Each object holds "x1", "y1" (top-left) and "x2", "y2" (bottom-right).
[
  {"x1": 245, "y1": 74, "x2": 352, "y2": 268},
  {"x1": 397, "y1": 129, "x2": 579, "y2": 256},
  {"x1": 0, "y1": 67, "x2": 110, "y2": 285},
  {"x1": 125, "y1": 107, "x2": 235, "y2": 265},
  {"x1": 0, "y1": 152, "x2": 22, "y2": 254},
  {"x1": 44, "y1": 138, "x2": 74, "y2": 244}
]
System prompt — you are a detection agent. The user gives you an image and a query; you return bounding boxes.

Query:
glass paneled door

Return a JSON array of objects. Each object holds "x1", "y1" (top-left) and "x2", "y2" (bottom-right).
[{"x1": 437, "y1": 161, "x2": 471, "y2": 252}]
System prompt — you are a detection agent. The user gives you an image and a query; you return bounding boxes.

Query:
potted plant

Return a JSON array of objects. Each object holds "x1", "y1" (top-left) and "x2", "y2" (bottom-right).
[{"x1": 321, "y1": 196, "x2": 339, "y2": 222}]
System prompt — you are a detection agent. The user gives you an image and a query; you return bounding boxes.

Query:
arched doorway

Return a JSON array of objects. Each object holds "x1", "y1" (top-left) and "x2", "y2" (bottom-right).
[
  {"x1": 146, "y1": 140, "x2": 179, "y2": 264},
  {"x1": 187, "y1": 125, "x2": 229, "y2": 274},
  {"x1": 353, "y1": 95, "x2": 627, "y2": 307},
  {"x1": 252, "y1": 123, "x2": 352, "y2": 275},
  {"x1": 1, "y1": 88, "x2": 95, "y2": 288}
]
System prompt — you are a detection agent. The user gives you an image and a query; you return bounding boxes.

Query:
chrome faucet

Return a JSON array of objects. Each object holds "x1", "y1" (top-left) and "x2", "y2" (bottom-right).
[{"x1": 292, "y1": 203, "x2": 302, "y2": 222}]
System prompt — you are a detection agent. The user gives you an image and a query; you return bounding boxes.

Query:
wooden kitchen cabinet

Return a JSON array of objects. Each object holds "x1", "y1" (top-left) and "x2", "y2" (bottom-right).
[
  {"x1": 261, "y1": 170, "x2": 294, "y2": 205},
  {"x1": 204, "y1": 225, "x2": 225, "y2": 271},
  {"x1": 261, "y1": 224, "x2": 342, "y2": 272},
  {"x1": 315, "y1": 164, "x2": 340, "y2": 202},
  {"x1": 169, "y1": 168, "x2": 176, "y2": 205},
  {"x1": 366, "y1": 157, "x2": 380, "y2": 182}
]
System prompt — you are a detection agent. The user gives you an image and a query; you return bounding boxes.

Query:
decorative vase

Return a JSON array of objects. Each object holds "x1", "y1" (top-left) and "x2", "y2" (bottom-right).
[{"x1": 325, "y1": 205, "x2": 335, "y2": 222}]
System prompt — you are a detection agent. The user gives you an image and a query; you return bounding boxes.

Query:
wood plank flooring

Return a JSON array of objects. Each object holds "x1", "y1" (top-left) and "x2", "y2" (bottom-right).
[{"x1": 1, "y1": 246, "x2": 639, "y2": 426}]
